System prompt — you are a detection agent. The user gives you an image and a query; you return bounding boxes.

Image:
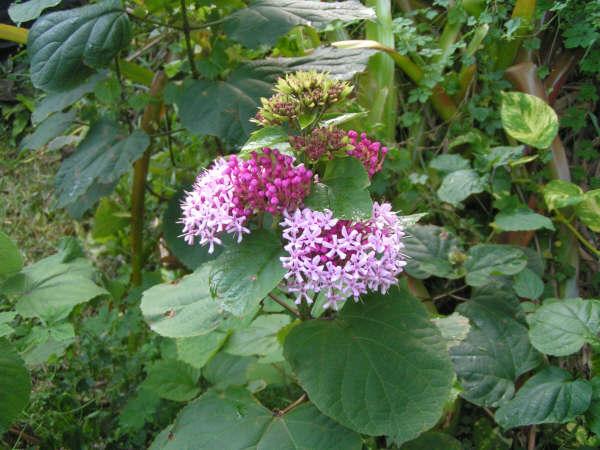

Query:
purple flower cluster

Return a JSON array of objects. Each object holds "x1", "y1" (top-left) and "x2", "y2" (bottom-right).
[
  {"x1": 289, "y1": 127, "x2": 347, "y2": 161},
  {"x1": 347, "y1": 130, "x2": 388, "y2": 178},
  {"x1": 280, "y1": 202, "x2": 407, "y2": 309},
  {"x1": 180, "y1": 149, "x2": 312, "y2": 253}
]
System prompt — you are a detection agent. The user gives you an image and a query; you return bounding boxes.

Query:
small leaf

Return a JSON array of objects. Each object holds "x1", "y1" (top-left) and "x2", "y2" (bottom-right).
[
  {"x1": 92, "y1": 198, "x2": 128, "y2": 241},
  {"x1": 500, "y1": 91, "x2": 559, "y2": 149},
  {"x1": 28, "y1": 0, "x2": 131, "y2": 92},
  {"x1": 224, "y1": 0, "x2": 375, "y2": 48},
  {"x1": 437, "y1": 169, "x2": 486, "y2": 206},
  {"x1": 478, "y1": 145, "x2": 525, "y2": 170},
  {"x1": 429, "y1": 154, "x2": 470, "y2": 173},
  {"x1": 513, "y1": 268, "x2": 544, "y2": 300},
  {"x1": 493, "y1": 208, "x2": 555, "y2": 232},
  {"x1": 464, "y1": 244, "x2": 527, "y2": 287},
  {"x1": 0, "y1": 230, "x2": 23, "y2": 278},
  {"x1": 403, "y1": 225, "x2": 464, "y2": 279},
  {"x1": 543, "y1": 179, "x2": 584, "y2": 210},
  {"x1": 142, "y1": 359, "x2": 201, "y2": 402},
  {"x1": 495, "y1": 366, "x2": 592, "y2": 429},
  {"x1": 320, "y1": 111, "x2": 368, "y2": 127},
  {"x1": 529, "y1": 298, "x2": 600, "y2": 356},
  {"x1": 575, "y1": 189, "x2": 600, "y2": 232},
  {"x1": 118, "y1": 388, "x2": 161, "y2": 431},
  {"x1": 0, "y1": 339, "x2": 31, "y2": 433},
  {"x1": 240, "y1": 126, "x2": 290, "y2": 153},
  {"x1": 432, "y1": 312, "x2": 471, "y2": 350},
  {"x1": 209, "y1": 230, "x2": 286, "y2": 317},
  {"x1": 9, "y1": 0, "x2": 61, "y2": 23}
]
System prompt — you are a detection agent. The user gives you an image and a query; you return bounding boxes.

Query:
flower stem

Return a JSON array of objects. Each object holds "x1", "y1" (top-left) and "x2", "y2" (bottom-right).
[{"x1": 268, "y1": 293, "x2": 301, "y2": 318}]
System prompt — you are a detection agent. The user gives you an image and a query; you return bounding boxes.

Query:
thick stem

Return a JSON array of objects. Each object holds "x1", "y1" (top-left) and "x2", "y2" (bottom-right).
[
  {"x1": 130, "y1": 72, "x2": 167, "y2": 286},
  {"x1": 180, "y1": 0, "x2": 199, "y2": 79},
  {"x1": 495, "y1": 0, "x2": 537, "y2": 69}
]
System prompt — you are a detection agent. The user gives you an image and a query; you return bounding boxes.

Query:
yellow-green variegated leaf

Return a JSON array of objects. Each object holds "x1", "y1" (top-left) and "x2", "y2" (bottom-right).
[
  {"x1": 576, "y1": 189, "x2": 600, "y2": 232},
  {"x1": 500, "y1": 92, "x2": 558, "y2": 149}
]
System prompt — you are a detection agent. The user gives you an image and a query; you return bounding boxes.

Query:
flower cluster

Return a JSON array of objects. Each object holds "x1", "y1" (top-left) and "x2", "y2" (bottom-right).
[
  {"x1": 280, "y1": 202, "x2": 407, "y2": 309},
  {"x1": 347, "y1": 130, "x2": 389, "y2": 178},
  {"x1": 289, "y1": 127, "x2": 347, "y2": 161},
  {"x1": 180, "y1": 149, "x2": 311, "y2": 253},
  {"x1": 254, "y1": 71, "x2": 352, "y2": 126}
]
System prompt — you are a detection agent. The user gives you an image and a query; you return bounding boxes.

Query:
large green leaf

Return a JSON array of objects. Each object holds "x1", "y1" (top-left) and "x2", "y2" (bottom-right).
[
  {"x1": 55, "y1": 120, "x2": 150, "y2": 217},
  {"x1": 400, "y1": 431, "x2": 462, "y2": 450},
  {"x1": 141, "y1": 264, "x2": 232, "y2": 338},
  {"x1": 284, "y1": 285, "x2": 454, "y2": 443},
  {"x1": 403, "y1": 225, "x2": 464, "y2": 279},
  {"x1": 437, "y1": 169, "x2": 486, "y2": 206},
  {"x1": 28, "y1": 0, "x2": 131, "y2": 92},
  {"x1": 464, "y1": 244, "x2": 527, "y2": 287},
  {"x1": 543, "y1": 179, "x2": 584, "y2": 210},
  {"x1": 224, "y1": 0, "x2": 375, "y2": 48},
  {"x1": 450, "y1": 287, "x2": 543, "y2": 407},
  {"x1": 150, "y1": 388, "x2": 361, "y2": 450},
  {"x1": 142, "y1": 359, "x2": 202, "y2": 402},
  {"x1": 576, "y1": 189, "x2": 600, "y2": 232},
  {"x1": 202, "y1": 352, "x2": 256, "y2": 389},
  {"x1": 529, "y1": 298, "x2": 600, "y2": 357},
  {"x1": 0, "y1": 230, "x2": 23, "y2": 278},
  {"x1": 209, "y1": 230, "x2": 287, "y2": 317},
  {"x1": 500, "y1": 91, "x2": 559, "y2": 149},
  {"x1": 9, "y1": 0, "x2": 61, "y2": 23},
  {"x1": 19, "y1": 110, "x2": 76, "y2": 151},
  {"x1": 493, "y1": 208, "x2": 555, "y2": 232},
  {"x1": 0, "y1": 339, "x2": 31, "y2": 433},
  {"x1": 495, "y1": 366, "x2": 592, "y2": 429},
  {"x1": 13, "y1": 251, "x2": 107, "y2": 323},
  {"x1": 176, "y1": 331, "x2": 229, "y2": 370}
]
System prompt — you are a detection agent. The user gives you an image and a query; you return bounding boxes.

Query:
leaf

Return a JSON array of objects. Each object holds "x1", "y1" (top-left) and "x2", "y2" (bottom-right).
[
  {"x1": 140, "y1": 264, "x2": 231, "y2": 338},
  {"x1": 513, "y1": 268, "x2": 544, "y2": 300},
  {"x1": 284, "y1": 284, "x2": 454, "y2": 443},
  {"x1": 400, "y1": 431, "x2": 462, "y2": 450},
  {"x1": 319, "y1": 111, "x2": 368, "y2": 127},
  {"x1": 224, "y1": 0, "x2": 375, "y2": 48},
  {"x1": 403, "y1": 225, "x2": 464, "y2": 279},
  {"x1": 118, "y1": 388, "x2": 161, "y2": 431},
  {"x1": 149, "y1": 388, "x2": 362, "y2": 450},
  {"x1": 19, "y1": 325, "x2": 75, "y2": 366},
  {"x1": 32, "y1": 72, "x2": 106, "y2": 125},
  {"x1": 432, "y1": 312, "x2": 471, "y2": 350},
  {"x1": 529, "y1": 298, "x2": 600, "y2": 357},
  {"x1": 500, "y1": 91, "x2": 559, "y2": 149},
  {"x1": 28, "y1": 0, "x2": 131, "y2": 92},
  {"x1": 0, "y1": 339, "x2": 31, "y2": 433},
  {"x1": 13, "y1": 252, "x2": 107, "y2": 323},
  {"x1": 225, "y1": 314, "x2": 291, "y2": 358},
  {"x1": 495, "y1": 366, "x2": 592, "y2": 429},
  {"x1": 493, "y1": 208, "x2": 555, "y2": 232},
  {"x1": 464, "y1": 244, "x2": 527, "y2": 287},
  {"x1": 575, "y1": 189, "x2": 600, "y2": 232},
  {"x1": 8, "y1": 0, "x2": 61, "y2": 23},
  {"x1": 586, "y1": 377, "x2": 600, "y2": 436},
  {"x1": 209, "y1": 230, "x2": 287, "y2": 317},
  {"x1": 176, "y1": 331, "x2": 229, "y2": 370},
  {"x1": 202, "y1": 352, "x2": 256, "y2": 389},
  {"x1": 450, "y1": 287, "x2": 543, "y2": 407},
  {"x1": 240, "y1": 126, "x2": 290, "y2": 153},
  {"x1": 543, "y1": 180, "x2": 584, "y2": 210},
  {"x1": 437, "y1": 169, "x2": 486, "y2": 206},
  {"x1": 55, "y1": 120, "x2": 150, "y2": 217},
  {"x1": 0, "y1": 230, "x2": 23, "y2": 278},
  {"x1": 142, "y1": 359, "x2": 201, "y2": 402},
  {"x1": 19, "y1": 110, "x2": 76, "y2": 151},
  {"x1": 92, "y1": 198, "x2": 128, "y2": 241},
  {"x1": 478, "y1": 145, "x2": 526, "y2": 170},
  {"x1": 0, "y1": 312, "x2": 17, "y2": 338},
  {"x1": 162, "y1": 189, "x2": 221, "y2": 271},
  {"x1": 429, "y1": 154, "x2": 470, "y2": 173}
]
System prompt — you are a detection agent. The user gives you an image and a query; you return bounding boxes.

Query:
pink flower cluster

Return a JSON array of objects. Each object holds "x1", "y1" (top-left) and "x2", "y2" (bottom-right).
[
  {"x1": 180, "y1": 149, "x2": 311, "y2": 253},
  {"x1": 280, "y1": 202, "x2": 407, "y2": 309},
  {"x1": 347, "y1": 130, "x2": 388, "y2": 178}
]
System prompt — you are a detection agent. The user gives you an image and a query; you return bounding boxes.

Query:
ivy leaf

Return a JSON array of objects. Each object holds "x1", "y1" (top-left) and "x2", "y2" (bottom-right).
[
  {"x1": 0, "y1": 339, "x2": 31, "y2": 433},
  {"x1": 450, "y1": 287, "x2": 543, "y2": 408},
  {"x1": 150, "y1": 388, "x2": 362, "y2": 450},
  {"x1": 209, "y1": 230, "x2": 287, "y2": 317},
  {"x1": 54, "y1": 120, "x2": 150, "y2": 218},
  {"x1": 543, "y1": 180, "x2": 585, "y2": 210},
  {"x1": 19, "y1": 110, "x2": 76, "y2": 151},
  {"x1": 0, "y1": 230, "x2": 23, "y2": 278},
  {"x1": 529, "y1": 298, "x2": 600, "y2": 357},
  {"x1": 8, "y1": 0, "x2": 61, "y2": 23},
  {"x1": 140, "y1": 264, "x2": 232, "y2": 338},
  {"x1": 437, "y1": 169, "x2": 486, "y2": 206},
  {"x1": 28, "y1": 0, "x2": 131, "y2": 92},
  {"x1": 575, "y1": 189, "x2": 600, "y2": 232},
  {"x1": 493, "y1": 208, "x2": 555, "y2": 232},
  {"x1": 284, "y1": 284, "x2": 454, "y2": 443},
  {"x1": 142, "y1": 359, "x2": 202, "y2": 402},
  {"x1": 495, "y1": 366, "x2": 592, "y2": 429},
  {"x1": 403, "y1": 225, "x2": 464, "y2": 279},
  {"x1": 464, "y1": 244, "x2": 527, "y2": 287},
  {"x1": 224, "y1": 0, "x2": 375, "y2": 48},
  {"x1": 500, "y1": 91, "x2": 559, "y2": 149}
]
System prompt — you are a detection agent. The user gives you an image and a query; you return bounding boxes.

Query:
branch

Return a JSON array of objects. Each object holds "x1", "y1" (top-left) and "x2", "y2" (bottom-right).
[
  {"x1": 179, "y1": 0, "x2": 199, "y2": 79},
  {"x1": 276, "y1": 394, "x2": 308, "y2": 416},
  {"x1": 268, "y1": 293, "x2": 301, "y2": 318}
]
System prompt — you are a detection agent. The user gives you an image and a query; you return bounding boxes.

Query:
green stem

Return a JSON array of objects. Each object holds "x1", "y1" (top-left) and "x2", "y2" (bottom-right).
[
  {"x1": 495, "y1": 0, "x2": 537, "y2": 69},
  {"x1": 556, "y1": 214, "x2": 600, "y2": 258},
  {"x1": 298, "y1": 300, "x2": 313, "y2": 321},
  {"x1": 180, "y1": 0, "x2": 199, "y2": 79},
  {"x1": 268, "y1": 293, "x2": 301, "y2": 318}
]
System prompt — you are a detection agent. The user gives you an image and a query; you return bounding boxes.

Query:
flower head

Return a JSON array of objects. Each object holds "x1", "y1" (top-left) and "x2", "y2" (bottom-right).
[
  {"x1": 347, "y1": 130, "x2": 388, "y2": 178},
  {"x1": 181, "y1": 148, "x2": 312, "y2": 253},
  {"x1": 280, "y1": 202, "x2": 407, "y2": 309},
  {"x1": 290, "y1": 127, "x2": 348, "y2": 161}
]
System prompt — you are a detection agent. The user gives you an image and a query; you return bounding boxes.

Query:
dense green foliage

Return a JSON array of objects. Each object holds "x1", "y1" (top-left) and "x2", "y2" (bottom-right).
[{"x1": 1, "y1": 0, "x2": 599, "y2": 448}]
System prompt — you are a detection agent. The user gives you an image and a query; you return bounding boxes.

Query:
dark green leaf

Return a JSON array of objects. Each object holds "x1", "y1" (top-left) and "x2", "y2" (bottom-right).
[
  {"x1": 0, "y1": 339, "x2": 31, "y2": 433},
  {"x1": 28, "y1": 0, "x2": 131, "y2": 92},
  {"x1": 437, "y1": 169, "x2": 486, "y2": 206},
  {"x1": 400, "y1": 431, "x2": 462, "y2": 450},
  {"x1": 284, "y1": 285, "x2": 454, "y2": 443},
  {"x1": 513, "y1": 268, "x2": 544, "y2": 300},
  {"x1": 224, "y1": 0, "x2": 375, "y2": 48},
  {"x1": 495, "y1": 366, "x2": 591, "y2": 429},
  {"x1": 450, "y1": 287, "x2": 543, "y2": 407},
  {"x1": 150, "y1": 388, "x2": 361, "y2": 450},
  {"x1": 142, "y1": 359, "x2": 201, "y2": 402},
  {"x1": 118, "y1": 388, "x2": 161, "y2": 431},
  {"x1": 464, "y1": 244, "x2": 527, "y2": 287},
  {"x1": 586, "y1": 377, "x2": 600, "y2": 436},
  {"x1": 209, "y1": 230, "x2": 286, "y2": 317},
  {"x1": 529, "y1": 298, "x2": 600, "y2": 356},
  {"x1": 202, "y1": 352, "x2": 256, "y2": 389},
  {"x1": 0, "y1": 230, "x2": 23, "y2": 278},
  {"x1": 493, "y1": 208, "x2": 555, "y2": 232},
  {"x1": 19, "y1": 110, "x2": 75, "y2": 151},
  {"x1": 9, "y1": 0, "x2": 61, "y2": 23},
  {"x1": 403, "y1": 225, "x2": 464, "y2": 279}
]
